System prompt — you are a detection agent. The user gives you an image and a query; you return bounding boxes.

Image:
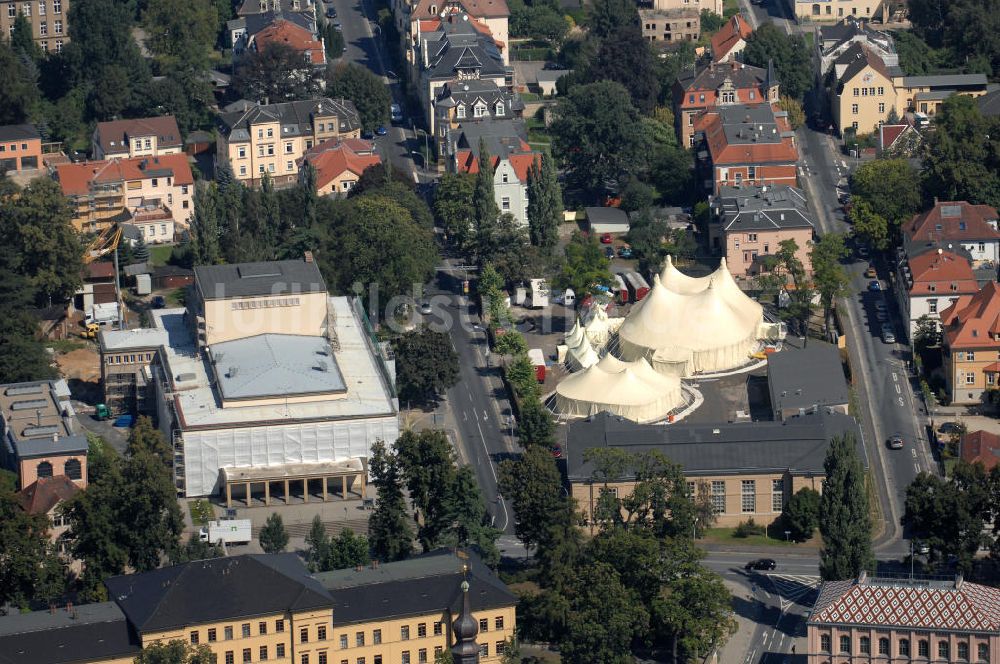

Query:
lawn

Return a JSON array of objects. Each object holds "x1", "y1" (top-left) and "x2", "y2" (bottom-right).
[
  {"x1": 701, "y1": 526, "x2": 813, "y2": 547},
  {"x1": 46, "y1": 339, "x2": 86, "y2": 353},
  {"x1": 188, "y1": 499, "x2": 215, "y2": 526},
  {"x1": 149, "y1": 244, "x2": 173, "y2": 266},
  {"x1": 802, "y1": 31, "x2": 814, "y2": 49},
  {"x1": 526, "y1": 117, "x2": 552, "y2": 148},
  {"x1": 165, "y1": 287, "x2": 187, "y2": 306}
]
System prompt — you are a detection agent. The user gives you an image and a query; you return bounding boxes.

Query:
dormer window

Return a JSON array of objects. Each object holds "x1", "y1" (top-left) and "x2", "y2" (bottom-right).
[
  {"x1": 456, "y1": 104, "x2": 466, "y2": 119},
  {"x1": 430, "y1": 4, "x2": 437, "y2": 13},
  {"x1": 928, "y1": 283, "x2": 936, "y2": 292},
  {"x1": 959, "y1": 222, "x2": 967, "y2": 230},
  {"x1": 474, "y1": 102, "x2": 486, "y2": 118},
  {"x1": 495, "y1": 102, "x2": 504, "y2": 116}
]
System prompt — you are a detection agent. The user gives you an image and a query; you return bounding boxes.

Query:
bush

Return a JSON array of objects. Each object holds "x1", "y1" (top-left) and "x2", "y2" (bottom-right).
[
  {"x1": 783, "y1": 487, "x2": 821, "y2": 541},
  {"x1": 734, "y1": 518, "x2": 765, "y2": 538}
]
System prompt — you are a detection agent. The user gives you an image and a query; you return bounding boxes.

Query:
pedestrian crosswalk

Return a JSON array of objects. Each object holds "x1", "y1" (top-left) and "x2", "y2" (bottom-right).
[{"x1": 764, "y1": 574, "x2": 822, "y2": 612}]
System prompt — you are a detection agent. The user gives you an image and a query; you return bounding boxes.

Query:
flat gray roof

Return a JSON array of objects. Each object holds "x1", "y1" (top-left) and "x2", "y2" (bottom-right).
[
  {"x1": 99, "y1": 327, "x2": 169, "y2": 352},
  {"x1": 716, "y1": 185, "x2": 814, "y2": 231},
  {"x1": 195, "y1": 258, "x2": 326, "y2": 300},
  {"x1": 585, "y1": 207, "x2": 629, "y2": 226},
  {"x1": 901, "y1": 73, "x2": 988, "y2": 88},
  {"x1": 768, "y1": 342, "x2": 850, "y2": 415},
  {"x1": 210, "y1": 334, "x2": 347, "y2": 401},
  {"x1": 567, "y1": 409, "x2": 862, "y2": 481}
]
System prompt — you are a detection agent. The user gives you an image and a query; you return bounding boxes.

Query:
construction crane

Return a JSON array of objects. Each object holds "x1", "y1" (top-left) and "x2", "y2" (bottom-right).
[{"x1": 82, "y1": 224, "x2": 127, "y2": 331}]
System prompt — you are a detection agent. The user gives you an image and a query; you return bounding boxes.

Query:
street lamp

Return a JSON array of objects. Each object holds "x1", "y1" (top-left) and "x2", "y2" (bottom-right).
[
  {"x1": 784, "y1": 530, "x2": 791, "y2": 542},
  {"x1": 693, "y1": 517, "x2": 699, "y2": 541}
]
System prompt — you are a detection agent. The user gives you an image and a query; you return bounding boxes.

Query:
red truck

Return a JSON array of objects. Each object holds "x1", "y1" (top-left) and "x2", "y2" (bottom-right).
[
  {"x1": 624, "y1": 271, "x2": 650, "y2": 301},
  {"x1": 528, "y1": 348, "x2": 546, "y2": 383}
]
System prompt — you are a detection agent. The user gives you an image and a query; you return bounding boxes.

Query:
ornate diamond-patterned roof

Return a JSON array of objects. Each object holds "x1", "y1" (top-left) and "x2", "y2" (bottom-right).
[{"x1": 810, "y1": 575, "x2": 1000, "y2": 633}]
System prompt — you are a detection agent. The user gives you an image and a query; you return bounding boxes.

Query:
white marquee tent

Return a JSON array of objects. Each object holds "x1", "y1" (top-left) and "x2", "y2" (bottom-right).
[
  {"x1": 554, "y1": 354, "x2": 683, "y2": 423},
  {"x1": 617, "y1": 258, "x2": 768, "y2": 376}
]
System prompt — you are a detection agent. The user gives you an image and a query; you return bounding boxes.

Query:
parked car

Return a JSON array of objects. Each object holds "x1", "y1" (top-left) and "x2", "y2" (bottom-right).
[
  {"x1": 361, "y1": 129, "x2": 374, "y2": 140},
  {"x1": 745, "y1": 559, "x2": 777, "y2": 571},
  {"x1": 868, "y1": 280, "x2": 881, "y2": 292},
  {"x1": 937, "y1": 421, "x2": 963, "y2": 437},
  {"x1": 604, "y1": 246, "x2": 615, "y2": 259},
  {"x1": 325, "y1": 6, "x2": 336, "y2": 17},
  {"x1": 600, "y1": 233, "x2": 613, "y2": 244},
  {"x1": 881, "y1": 323, "x2": 896, "y2": 344},
  {"x1": 617, "y1": 246, "x2": 634, "y2": 259},
  {"x1": 419, "y1": 301, "x2": 432, "y2": 315},
  {"x1": 332, "y1": 20, "x2": 342, "y2": 30},
  {"x1": 151, "y1": 295, "x2": 166, "y2": 309},
  {"x1": 390, "y1": 103, "x2": 403, "y2": 123},
  {"x1": 857, "y1": 245, "x2": 870, "y2": 259},
  {"x1": 874, "y1": 301, "x2": 887, "y2": 313},
  {"x1": 888, "y1": 434, "x2": 904, "y2": 449},
  {"x1": 865, "y1": 264, "x2": 877, "y2": 278},
  {"x1": 376, "y1": 126, "x2": 387, "y2": 136},
  {"x1": 914, "y1": 541, "x2": 931, "y2": 555}
]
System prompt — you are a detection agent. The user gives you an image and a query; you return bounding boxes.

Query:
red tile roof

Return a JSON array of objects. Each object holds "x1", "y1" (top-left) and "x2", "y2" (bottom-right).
[
  {"x1": 16, "y1": 475, "x2": 80, "y2": 515},
  {"x1": 810, "y1": 574, "x2": 1000, "y2": 632},
  {"x1": 904, "y1": 201, "x2": 1000, "y2": 244},
  {"x1": 85, "y1": 262, "x2": 116, "y2": 280},
  {"x1": 695, "y1": 103, "x2": 798, "y2": 166},
  {"x1": 455, "y1": 149, "x2": 540, "y2": 183},
  {"x1": 253, "y1": 19, "x2": 325, "y2": 65},
  {"x1": 55, "y1": 154, "x2": 194, "y2": 197},
  {"x1": 711, "y1": 14, "x2": 752, "y2": 62},
  {"x1": 419, "y1": 11, "x2": 504, "y2": 48},
  {"x1": 94, "y1": 116, "x2": 182, "y2": 155},
  {"x1": 878, "y1": 123, "x2": 908, "y2": 151},
  {"x1": 940, "y1": 281, "x2": 1000, "y2": 349},
  {"x1": 300, "y1": 138, "x2": 382, "y2": 191},
  {"x1": 960, "y1": 430, "x2": 1000, "y2": 470},
  {"x1": 411, "y1": 0, "x2": 509, "y2": 20},
  {"x1": 906, "y1": 250, "x2": 978, "y2": 296}
]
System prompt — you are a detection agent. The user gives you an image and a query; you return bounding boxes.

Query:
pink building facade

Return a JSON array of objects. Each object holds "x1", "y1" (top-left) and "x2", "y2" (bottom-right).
[{"x1": 807, "y1": 573, "x2": 999, "y2": 664}]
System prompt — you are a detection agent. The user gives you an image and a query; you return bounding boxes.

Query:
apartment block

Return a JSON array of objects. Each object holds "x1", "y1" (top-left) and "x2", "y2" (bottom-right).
[{"x1": 0, "y1": 0, "x2": 69, "y2": 53}]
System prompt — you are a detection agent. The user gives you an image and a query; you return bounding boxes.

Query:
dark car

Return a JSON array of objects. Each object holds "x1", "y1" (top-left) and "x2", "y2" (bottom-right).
[
  {"x1": 605, "y1": 246, "x2": 615, "y2": 259},
  {"x1": 376, "y1": 125, "x2": 388, "y2": 136},
  {"x1": 618, "y1": 246, "x2": 634, "y2": 259},
  {"x1": 745, "y1": 558, "x2": 777, "y2": 571},
  {"x1": 151, "y1": 295, "x2": 166, "y2": 309},
  {"x1": 361, "y1": 130, "x2": 374, "y2": 140},
  {"x1": 867, "y1": 280, "x2": 881, "y2": 292},
  {"x1": 325, "y1": 6, "x2": 336, "y2": 18}
]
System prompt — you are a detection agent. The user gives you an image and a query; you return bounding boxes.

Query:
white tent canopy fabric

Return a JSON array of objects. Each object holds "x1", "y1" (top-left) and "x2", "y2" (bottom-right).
[
  {"x1": 555, "y1": 355, "x2": 683, "y2": 422},
  {"x1": 618, "y1": 259, "x2": 766, "y2": 376}
]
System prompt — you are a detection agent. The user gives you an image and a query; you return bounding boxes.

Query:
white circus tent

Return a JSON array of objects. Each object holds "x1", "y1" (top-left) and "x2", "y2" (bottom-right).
[
  {"x1": 564, "y1": 319, "x2": 599, "y2": 371},
  {"x1": 555, "y1": 354, "x2": 683, "y2": 422},
  {"x1": 617, "y1": 259, "x2": 766, "y2": 376}
]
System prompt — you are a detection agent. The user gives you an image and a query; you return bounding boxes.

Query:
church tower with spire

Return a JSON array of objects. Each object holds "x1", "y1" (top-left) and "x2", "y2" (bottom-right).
[{"x1": 451, "y1": 577, "x2": 480, "y2": 664}]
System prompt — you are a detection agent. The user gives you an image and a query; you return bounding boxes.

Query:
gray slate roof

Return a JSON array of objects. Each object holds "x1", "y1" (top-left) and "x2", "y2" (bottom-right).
[
  {"x1": 210, "y1": 333, "x2": 347, "y2": 400},
  {"x1": 0, "y1": 602, "x2": 138, "y2": 664},
  {"x1": 106, "y1": 554, "x2": 333, "y2": 632},
  {"x1": 421, "y1": 17, "x2": 507, "y2": 81},
  {"x1": 676, "y1": 61, "x2": 768, "y2": 92},
  {"x1": 716, "y1": 104, "x2": 792, "y2": 145},
  {"x1": 767, "y1": 342, "x2": 850, "y2": 415},
  {"x1": 566, "y1": 410, "x2": 863, "y2": 482},
  {"x1": 977, "y1": 89, "x2": 1000, "y2": 117},
  {"x1": 0, "y1": 124, "x2": 40, "y2": 142},
  {"x1": 585, "y1": 207, "x2": 630, "y2": 227},
  {"x1": 315, "y1": 550, "x2": 516, "y2": 625},
  {"x1": 453, "y1": 118, "x2": 529, "y2": 159},
  {"x1": 218, "y1": 98, "x2": 361, "y2": 142},
  {"x1": 715, "y1": 185, "x2": 814, "y2": 232},
  {"x1": 194, "y1": 258, "x2": 326, "y2": 300},
  {"x1": 901, "y1": 73, "x2": 988, "y2": 89}
]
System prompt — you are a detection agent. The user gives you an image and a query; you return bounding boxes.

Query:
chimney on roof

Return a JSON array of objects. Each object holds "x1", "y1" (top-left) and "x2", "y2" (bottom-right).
[
  {"x1": 955, "y1": 574, "x2": 964, "y2": 589},
  {"x1": 304, "y1": 250, "x2": 314, "y2": 263},
  {"x1": 857, "y1": 570, "x2": 867, "y2": 584}
]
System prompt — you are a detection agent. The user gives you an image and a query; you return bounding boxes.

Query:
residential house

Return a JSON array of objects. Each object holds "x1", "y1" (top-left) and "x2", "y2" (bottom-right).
[
  {"x1": 299, "y1": 138, "x2": 381, "y2": 196},
  {"x1": 236, "y1": 0, "x2": 315, "y2": 15},
  {"x1": 693, "y1": 103, "x2": 799, "y2": 194},
  {"x1": 228, "y1": 8, "x2": 317, "y2": 53},
  {"x1": 434, "y1": 79, "x2": 522, "y2": 154},
  {"x1": 902, "y1": 201, "x2": 1000, "y2": 266},
  {"x1": 245, "y1": 17, "x2": 326, "y2": 66},
  {"x1": 832, "y1": 44, "x2": 988, "y2": 135},
  {"x1": 939, "y1": 281, "x2": 1000, "y2": 405},
  {"x1": 0, "y1": 379, "x2": 87, "y2": 492},
  {"x1": 16, "y1": 474, "x2": 80, "y2": 563},
  {"x1": 585, "y1": 207, "x2": 630, "y2": 236},
  {"x1": 788, "y1": 0, "x2": 893, "y2": 22},
  {"x1": 673, "y1": 60, "x2": 779, "y2": 147},
  {"x1": 415, "y1": 11, "x2": 513, "y2": 133},
  {"x1": 710, "y1": 14, "x2": 752, "y2": 62},
  {"x1": 652, "y1": 0, "x2": 722, "y2": 14},
  {"x1": 0, "y1": 0, "x2": 69, "y2": 54},
  {"x1": 806, "y1": 572, "x2": 998, "y2": 664},
  {"x1": 960, "y1": 430, "x2": 1000, "y2": 471},
  {"x1": 92, "y1": 116, "x2": 183, "y2": 160},
  {"x1": 894, "y1": 249, "x2": 979, "y2": 340},
  {"x1": 0, "y1": 124, "x2": 42, "y2": 173},
  {"x1": 452, "y1": 124, "x2": 539, "y2": 226},
  {"x1": 639, "y1": 8, "x2": 701, "y2": 46},
  {"x1": 709, "y1": 184, "x2": 814, "y2": 276},
  {"x1": 816, "y1": 16, "x2": 897, "y2": 82},
  {"x1": 0, "y1": 550, "x2": 517, "y2": 664},
  {"x1": 397, "y1": 0, "x2": 510, "y2": 66},
  {"x1": 536, "y1": 69, "x2": 569, "y2": 96},
  {"x1": 567, "y1": 409, "x2": 862, "y2": 529},
  {"x1": 217, "y1": 98, "x2": 361, "y2": 187},
  {"x1": 876, "y1": 121, "x2": 920, "y2": 156},
  {"x1": 767, "y1": 342, "x2": 849, "y2": 420},
  {"x1": 55, "y1": 154, "x2": 195, "y2": 235}
]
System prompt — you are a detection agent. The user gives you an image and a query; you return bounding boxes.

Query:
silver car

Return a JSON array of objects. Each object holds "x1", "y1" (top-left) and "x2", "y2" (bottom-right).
[{"x1": 881, "y1": 323, "x2": 896, "y2": 344}]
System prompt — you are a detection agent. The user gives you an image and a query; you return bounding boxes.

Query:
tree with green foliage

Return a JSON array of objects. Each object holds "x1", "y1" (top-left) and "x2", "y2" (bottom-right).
[
  {"x1": 913, "y1": 314, "x2": 942, "y2": 356},
  {"x1": 326, "y1": 62, "x2": 391, "y2": 131},
  {"x1": 169, "y1": 533, "x2": 223, "y2": 565},
  {"x1": 619, "y1": 179, "x2": 655, "y2": 213},
  {"x1": 784, "y1": 487, "x2": 821, "y2": 541},
  {"x1": 515, "y1": 400, "x2": 556, "y2": 449},
  {"x1": 434, "y1": 172, "x2": 476, "y2": 247},
  {"x1": 0, "y1": 39, "x2": 37, "y2": 125},
  {"x1": 392, "y1": 329, "x2": 460, "y2": 407},
  {"x1": 556, "y1": 231, "x2": 613, "y2": 296},
  {"x1": 0, "y1": 258, "x2": 57, "y2": 384},
  {"x1": 190, "y1": 184, "x2": 222, "y2": 265},
  {"x1": 588, "y1": 24, "x2": 659, "y2": 114},
  {"x1": 551, "y1": 81, "x2": 650, "y2": 192},
  {"x1": 0, "y1": 178, "x2": 83, "y2": 305},
  {"x1": 848, "y1": 159, "x2": 922, "y2": 249},
  {"x1": 325, "y1": 23, "x2": 346, "y2": 59},
  {"x1": 134, "y1": 640, "x2": 217, "y2": 663},
  {"x1": 232, "y1": 41, "x2": 325, "y2": 103},
  {"x1": 498, "y1": 445, "x2": 566, "y2": 551},
  {"x1": 0, "y1": 484, "x2": 66, "y2": 609},
  {"x1": 259, "y1": 513, "x2": 289, "y2": 553},
  {"x1": 778, "y1": 95, "x2": 806, "y2": 129},
  {"x1": 472, "y1": 141, "x2": 500, "y2": 253},
  {"x1": 11, "y1": 14, "x2": 42, "y2": 60},
  {"x1": 368, "y1": 440, "x2": 414, "y2": 562},
  {"x1": 649, "y1": 143, "x2": 695, "y2": 205},
  {"x1": 742, "y1": 25, "x2": 811, "y2": 99},
  {"x1": 559, "y1": 562, "x2": 650, "y2": 664},
  {"x1": 127, "y1": 416, "x2": 173, "y2": 467},
  {"x1": 306, "y1": 515, "x2": 371, "y2": 571},
  {"x1": 526, "y1": 156, "x2": 562, "y2": 252},
  {"x1": 587, "y1": 0, "x2": 638, "y2": 39},
  {"x1": 907, "y1": 0, "x2": 1000, "y2": 75},
  {"x1": 810, "y1": 233, "x2": 850, "y2": 329},
  {"x1": 921, "y1": 95, "x2": 1000, "y2": 208},
  {"x1": 142, "y1": 0, "x2": 218, "y2": 72},
  {"x1": 699, "y1": 8, "x2": 725, "y2": 33},
  {"x1": 819, "y1": 434, "x2": 873, "y2": 580},
  {"x1": 305, "y1": 515, "x2": 331, "y2": 572}
]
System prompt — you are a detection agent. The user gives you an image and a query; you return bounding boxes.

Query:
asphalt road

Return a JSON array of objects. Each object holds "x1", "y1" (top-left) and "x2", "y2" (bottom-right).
[{"x1": 798, "y1": 126, "x2": 934, "y2": 557}]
